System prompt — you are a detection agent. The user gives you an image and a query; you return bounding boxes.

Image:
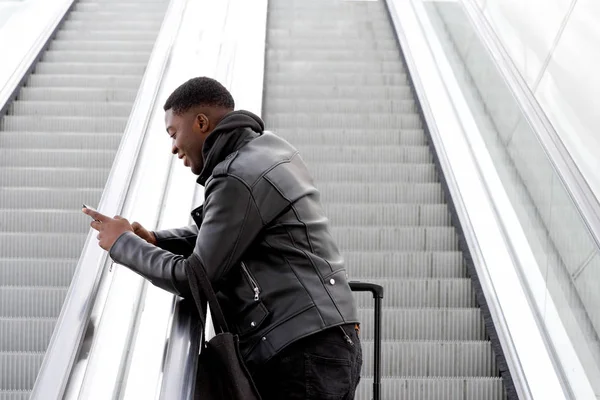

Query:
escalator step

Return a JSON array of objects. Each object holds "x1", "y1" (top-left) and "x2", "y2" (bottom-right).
[
  {"x1": 0, "y1": 167, "x2": 110, "y2": 188},
  {"x1": 0, "y1": 318, "x2": 57, "y2": 352},
  {"x1": 324, "y1": 204, "x2": 450, "y2": 227},
  {"x1": 0, "y1": 210, "x2": 93, "y2": 233},
  {"x1": 266, "y1": 99, "x2": 415, "y2": 114},
  {"x1": 56, "y1": 30, "x2": 158, "y2": 41},
  {"x1": 0, "y1": 233, "x2": 87, "y2": 258},
  {"x1": 353, "y1": 279, "x2": 475, "y2": 308},
  {"x1": 0, "y1": 132, "x2": 121, "y2": 150},
  {"x1": 296, "y1": 145, "x2": 431, "y2": 163},
  {"x1": 27, "y1": 74, "x2": 141, "y2": 89},
  {"x1": 265, "y1": 113, "x2": 422, "y2": 129},
  {"x1": 356, "y1": 377, "x2": 505, "y2": 400},
  {"x1": 266, "y1": 72, "x2": 409, "y2": 86},
  {"x1": 275, "y1": 129, "x2": 426, "y2": 146},
  {"x1": 357, "y1": 308, "x2": 485, "y2": 341},
  {"x1": 10, "y1": 101, "x2": 133, "y2": 117},
  {"x1": 332, "y1": 227, "x2": 458, "y2": 252},
  {"x1": 35, "y1": 62, "x2": 147, "y2": 75},
  {"x1": 0, "y1": 353, "x2": 45, "y2": 391},
  {"x1": 18, "y1": 88, "x2": 137, "y2": 102},
  {"x1": 43, "y1": 50, "x2": 150, "y2": 64},
  {"x1": 359, "y1": 340, "x2": 497, "y2": 376},
  {"x1": 0, "y1": 259, "x2": 77, "y2": 286},
  {"x1": 0, "y1": 288, "x2": 68, "y2": 318},
  {"x1": 0, "y1": 116, "x2": 128, "y2": 132},
  {"x1": 309, "y1": 163, "x2": 437, "y2": 183},
  {"x1": 0, "y1": 188, "x2": 103, "y2": 209},
  {"x1": 318, "y1": 183, "x2": 444, "y2": 204},
  {"x1": 344, "y1": 251, "x2": 465, "y2": 279},
  {"x1": 266, "y1": 84, "x2": 413, "y2": 99},
  {"x1": 264, "y1": 60, "x2": 404, "y2": 73}
]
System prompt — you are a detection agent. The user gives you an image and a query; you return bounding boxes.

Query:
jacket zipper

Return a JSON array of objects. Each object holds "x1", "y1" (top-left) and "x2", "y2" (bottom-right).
[
  {"x1": 339, "y1": 327, "x2": 354, "y2": 346},
  {"x1": 241, "y1": 262, "x2": 260, "y2": 301}
]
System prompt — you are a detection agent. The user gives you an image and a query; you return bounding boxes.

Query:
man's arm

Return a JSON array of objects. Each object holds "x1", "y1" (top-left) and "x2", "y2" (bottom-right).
[
  {"x1": 152, "y1": 225, "x2": 199, "y2": 257},
  {"x1": 108, "y1": 176, "x2": 264, "y2": 298}
]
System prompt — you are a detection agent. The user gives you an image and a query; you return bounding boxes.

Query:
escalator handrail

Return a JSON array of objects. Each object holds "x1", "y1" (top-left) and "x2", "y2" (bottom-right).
[{"x1": 29, "y1": 0, "x2": 186, "y2": 397}]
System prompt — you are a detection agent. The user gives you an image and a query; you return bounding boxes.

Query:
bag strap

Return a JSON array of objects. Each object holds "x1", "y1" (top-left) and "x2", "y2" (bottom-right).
[{"x1": 184, "y1": 256, "x2": 230, "y2": 334}]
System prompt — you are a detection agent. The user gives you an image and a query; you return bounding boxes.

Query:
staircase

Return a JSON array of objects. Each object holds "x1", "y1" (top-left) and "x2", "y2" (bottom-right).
[
  {"x1": 262, "y1": 0, "x2": 506, "y2": 398},
  {"x1": 0, "y1": 0, "x2": 168, "y2": 398}
]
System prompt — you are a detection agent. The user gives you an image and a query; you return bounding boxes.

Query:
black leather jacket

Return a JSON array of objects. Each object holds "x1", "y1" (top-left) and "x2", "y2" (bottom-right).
[{"x1": 109, "y1": 110, "x2": 359, "y2": 371}]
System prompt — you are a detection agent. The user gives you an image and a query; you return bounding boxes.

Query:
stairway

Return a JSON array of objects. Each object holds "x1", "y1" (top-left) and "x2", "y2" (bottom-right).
[
  {"x1": 0, "y1": 0, "x2": 168, "y2": 398},
  {"x1": 262, "y1": 0, "x2": 506, "y2": 399}
]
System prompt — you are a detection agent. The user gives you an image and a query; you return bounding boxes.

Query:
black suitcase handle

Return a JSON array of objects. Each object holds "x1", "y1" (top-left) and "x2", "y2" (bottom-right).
[{"x1": 349, "y1": 281, "x2": 383, "y2": 400}]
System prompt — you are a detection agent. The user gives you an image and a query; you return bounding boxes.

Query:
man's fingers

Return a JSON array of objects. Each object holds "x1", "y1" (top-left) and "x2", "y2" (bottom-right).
[
  {"x1": 114, "y1": 215, "x2": 123, "y2": 220},
  {"x1": 83, "y1": 207, "x2": 109, "y2": 222},
  {"x1": 90, "y1": 220, "x2": 102, "y2": 231}
]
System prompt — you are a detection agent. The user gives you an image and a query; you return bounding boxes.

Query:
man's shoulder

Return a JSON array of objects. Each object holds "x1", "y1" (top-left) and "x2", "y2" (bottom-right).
[{"x1": 215, "y1": 132, "x2": 300, "y2": 186}]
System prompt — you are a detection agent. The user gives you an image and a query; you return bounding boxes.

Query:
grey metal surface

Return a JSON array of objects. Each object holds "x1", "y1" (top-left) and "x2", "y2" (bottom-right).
[
  {"x1": 263, "y1": 0, "x2": 505, "y2": 398},
  {"x1": 0, "y1": 0, "x2": 168, "y2": 396}
]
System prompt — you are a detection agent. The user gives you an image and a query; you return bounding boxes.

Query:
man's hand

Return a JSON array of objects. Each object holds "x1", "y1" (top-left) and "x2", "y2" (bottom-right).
[
  {"x1": 131, "y1": 222, "x2": 157, "y2": 245},
  {"x1": 83, "y1": 208, "x2": 134, "y2": 251}
]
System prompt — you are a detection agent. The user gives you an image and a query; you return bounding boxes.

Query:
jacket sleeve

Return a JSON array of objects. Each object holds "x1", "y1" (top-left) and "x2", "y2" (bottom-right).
[
  {"x1": 108, "y1": 176, "x2": 264, "y2": 298},
  {"x1": 153, "y1": 225, "x2": 199, "y2": 257}
]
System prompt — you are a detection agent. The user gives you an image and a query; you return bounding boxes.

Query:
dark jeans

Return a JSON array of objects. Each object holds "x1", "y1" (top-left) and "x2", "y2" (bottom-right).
[{"x1": 253, "y1": 324, "x2": 363, "y2": 400}]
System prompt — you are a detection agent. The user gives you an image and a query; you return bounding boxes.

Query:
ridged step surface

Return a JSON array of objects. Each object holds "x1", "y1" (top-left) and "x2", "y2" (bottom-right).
[
  {"x1": 263, "y1": 0, "x2": 506, "y2": 398},
  {"x1": 0, "y1": 0, "x2": 169, "y2": 394}
]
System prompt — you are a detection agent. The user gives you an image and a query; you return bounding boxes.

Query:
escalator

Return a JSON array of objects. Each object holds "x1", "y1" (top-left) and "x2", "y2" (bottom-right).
[
  {"x1": 262, "y1": 0, "x2": 506, "y2": 398},
  {"x1": 0, "y1": 0, "x2": 168, "y2": 397}
]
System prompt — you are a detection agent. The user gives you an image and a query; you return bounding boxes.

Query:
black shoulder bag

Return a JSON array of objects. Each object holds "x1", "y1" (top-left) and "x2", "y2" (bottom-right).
[{"x1": 185, "y1": 260, "x2": 262, "y2": 400}]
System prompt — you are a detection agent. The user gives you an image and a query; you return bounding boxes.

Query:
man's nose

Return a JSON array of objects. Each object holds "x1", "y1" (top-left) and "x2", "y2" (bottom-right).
[{"x1": 171, "y1": 144, "x2": 178, "y2": 155}]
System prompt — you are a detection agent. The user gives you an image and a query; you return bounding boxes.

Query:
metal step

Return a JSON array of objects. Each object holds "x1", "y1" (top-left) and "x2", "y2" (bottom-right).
[
  {"x1": 49, "y1": 40, "x2": 155, "y2": 52},
  {"x1": 357, "y1": 308, "x2": 485, "y2": 341},
  {"x1": 43, "y1": 50, "x2": 150, "y2": 64},
  {"x1": 265, "y1": 85, "x2": 412, "y2": 99},
  {"x1": 0, "y1": 353, "x2": 45, "y2": 391},
  {"x1": 35, "y1": 62, "x2": 147, "y2": 75},
  {"x1": 309, "y1": 163, "x2": 436, "y2": 183},
  {"x1": 264, "y1": 60, "x2": 404, "y2": 73},
  {"x1": 10, "y1": 101, "x2": 132, "y2": 117},
  {"x1": 332, "y1": 227, "x2": 458, "y2": 252},
  {"x1": 275, "y1": 129, "x2": 427, "y2": 146},
  {"x1": 353, "y1": 279, "x2": 475, "y2": 307},
  {"x1": 267, "y1": 49, "x2": 401, "y2": 62},
  {"x1": 0, "y1": 116, "x2": 128, "y2": 132},
  {"x1": 0, "y1": 287, "x2": 69, "y2": 318},
  {"x1": 0, "y1": 188, "x2": 103, "y2": 209},
  {"x1": 266, "y1": 72, "x2": 409, "y2": 85},
  {"x1": 27, "y1": 74, "x2": 141, "y2": 89},
  {"x1": 356, "y1": 377, "x2": 505, "y2": 400},
  {"x1": 0, "y1": 233, "x2": 88, "y2": 258},
  {"x1": 18, "y1": 87, "x2": 137, "y2": 102},
  {"x1": 323, "y1": 204, "x2": 450, "y2": 226},
  {"x1": 343, "y1": 251, "x2": 466, "y2": 279},
  {"x1": 61, "y1": 19, "x2": 162, "y2": 31},
  {"x1": 0, "y1": 167, "x2": 110, "y2": 188},
  {"x1": 0, "y1": 209, "x2": 94, "y2": 233},
  {"x1": 266, "y1": 99, "x2": 415, "y2": 114},
  {"x1": 296, "y1": 145, "x2": 431, "y2": 163},
  {"x1": 318, "y1": 183, "x2": 444, "y2": 204},
  {"x1": 56, "y1": 30, "x2": 158, "y2": 41},
  {"x1": 0, "y1": 259, "x2": 77, "y2": 286},
  {"x1": 0, "y1": 318, "x2": 58, "y2": 352},
  {"x1": 265, "y1": 113, "x2": 422, "y2": 129},
  {"x1": 0, "y1": 132, "x2": 122, "y2": 150},
  {"x1": 359, "y1": 340, "x2": 496, "y2": 376}
]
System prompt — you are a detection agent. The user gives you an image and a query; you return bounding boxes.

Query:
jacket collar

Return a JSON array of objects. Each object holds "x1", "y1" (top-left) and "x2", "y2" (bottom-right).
[{"x1": 197, "y1": 110, "x2": 264, "y2": 185}]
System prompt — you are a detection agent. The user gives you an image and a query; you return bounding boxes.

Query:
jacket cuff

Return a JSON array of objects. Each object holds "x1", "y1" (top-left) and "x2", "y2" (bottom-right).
[{"x1": 109, "y1": 231, "x2": 144, "y2": 267}]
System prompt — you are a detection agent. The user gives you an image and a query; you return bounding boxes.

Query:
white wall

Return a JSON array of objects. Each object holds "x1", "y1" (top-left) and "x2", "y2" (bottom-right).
[{"x1": 476, "y1": 0, "x2": 600, "y2": 206}]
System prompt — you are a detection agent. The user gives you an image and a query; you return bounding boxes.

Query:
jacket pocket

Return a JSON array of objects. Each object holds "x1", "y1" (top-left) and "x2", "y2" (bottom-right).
[
  {"x1": 241, "y1": 261, "x2": 261, "y2": 302},
  {"x1": 235, "y1": 300, "x2": 269, "y2": 336}
]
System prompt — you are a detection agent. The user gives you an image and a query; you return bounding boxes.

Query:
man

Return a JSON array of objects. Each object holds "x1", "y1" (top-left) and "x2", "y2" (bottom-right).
[{"x1": 84, "y1": 77, "x2": 362, "y2": 399}]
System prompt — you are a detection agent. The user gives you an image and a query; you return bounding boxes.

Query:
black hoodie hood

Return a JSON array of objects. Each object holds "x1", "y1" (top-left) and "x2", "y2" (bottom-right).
[{"x1": 197, "y1": 110, "x2": 264, "y2": 185}]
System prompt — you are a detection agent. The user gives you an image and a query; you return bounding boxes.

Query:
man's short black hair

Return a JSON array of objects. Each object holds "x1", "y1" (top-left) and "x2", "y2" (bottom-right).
[{"x1": 163, "y1": 77, "x2": 235, "y2": 114}]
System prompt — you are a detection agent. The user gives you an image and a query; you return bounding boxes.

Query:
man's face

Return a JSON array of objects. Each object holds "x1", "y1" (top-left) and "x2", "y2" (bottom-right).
[{"x1": 165, "y1": 108, "x2": 210, "y2": 175}]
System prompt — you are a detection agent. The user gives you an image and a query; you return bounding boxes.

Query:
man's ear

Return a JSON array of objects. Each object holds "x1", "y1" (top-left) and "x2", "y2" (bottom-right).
[{"x1": 196, "y1": 113, "x2": 210, "y2": 133}]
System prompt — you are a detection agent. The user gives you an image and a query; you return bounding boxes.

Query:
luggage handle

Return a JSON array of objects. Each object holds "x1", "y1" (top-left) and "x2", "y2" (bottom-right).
[{"x1": 349, "y1": 281, "x2": 383, "y2": 400}]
